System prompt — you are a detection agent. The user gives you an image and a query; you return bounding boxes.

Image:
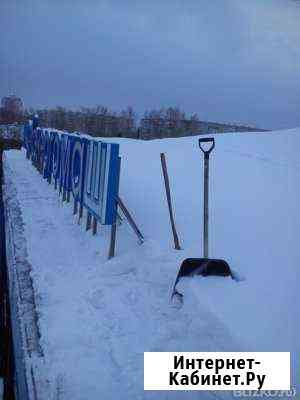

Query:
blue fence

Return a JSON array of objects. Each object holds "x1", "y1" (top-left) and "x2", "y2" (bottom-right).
[{"x1": 23, "y1": 123, "x2": 120, "y2": 225}]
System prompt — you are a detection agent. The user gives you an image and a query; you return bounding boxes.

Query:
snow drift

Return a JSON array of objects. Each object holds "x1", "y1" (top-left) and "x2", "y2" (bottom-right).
[{"x1": 3, "y1": 128, "x2": 300, "y2": 399}]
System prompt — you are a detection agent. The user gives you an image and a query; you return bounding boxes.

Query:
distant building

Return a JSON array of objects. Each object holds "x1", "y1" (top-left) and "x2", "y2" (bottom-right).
[
  {"x1": 0, "y1": 95, "x2": 24, "y2": 123},
  {"x1": 1, "y1": 95, "x2": 24, "y2": 114}
]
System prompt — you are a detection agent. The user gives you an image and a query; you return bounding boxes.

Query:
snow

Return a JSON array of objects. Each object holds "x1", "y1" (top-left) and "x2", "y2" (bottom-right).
[
  {"x1": 3, "y1": 128, "x2": 300, "y2": 398},
  {"x1": 0, "y1": 124, "x2": 21, "y2": 140}
]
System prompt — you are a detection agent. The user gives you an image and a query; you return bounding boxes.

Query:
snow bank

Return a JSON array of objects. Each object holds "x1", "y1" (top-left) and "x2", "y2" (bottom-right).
[{"x1": 3, "y1": 128, "x2": 300, "y2": 398}]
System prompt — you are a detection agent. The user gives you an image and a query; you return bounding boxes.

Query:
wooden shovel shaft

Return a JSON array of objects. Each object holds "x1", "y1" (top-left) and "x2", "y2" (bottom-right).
[{"x1": 160, "y1": 153, "x2": 181, "y2": 250}]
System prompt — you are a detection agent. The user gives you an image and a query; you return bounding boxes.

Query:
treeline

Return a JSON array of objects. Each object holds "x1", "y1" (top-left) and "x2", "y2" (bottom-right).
[
  {"x1": 25, "y1": 106, "x2": 138, "y2": 138},
  {"x1": 141, "y1": 107, "x2": 200, "y2": 138},
  {"x1": 22, "y1": 105, "x2": 201, "y2": 139},
  {"x1": 1, "y1": 103, "x2": 261, "y2": 139}
]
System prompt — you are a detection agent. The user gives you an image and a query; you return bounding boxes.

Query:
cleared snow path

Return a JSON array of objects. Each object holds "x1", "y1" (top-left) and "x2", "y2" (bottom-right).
[{"x1": 4, "y1": 149, "x2": 240, "y2": 399}]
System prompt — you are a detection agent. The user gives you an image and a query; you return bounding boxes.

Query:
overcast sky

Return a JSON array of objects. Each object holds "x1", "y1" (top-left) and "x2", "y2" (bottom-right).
[{"x1": 1, "y1": 0, "x2": 299, "y2": 129}]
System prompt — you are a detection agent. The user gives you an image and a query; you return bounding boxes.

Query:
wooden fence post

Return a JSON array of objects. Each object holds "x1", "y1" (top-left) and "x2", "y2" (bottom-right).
[{"x1": 160, "y1": 153, "x2": 181, "y2": 250}]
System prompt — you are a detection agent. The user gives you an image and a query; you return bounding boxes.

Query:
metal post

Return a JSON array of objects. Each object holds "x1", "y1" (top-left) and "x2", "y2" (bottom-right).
[
  {"x1": 108, "y1": 157, "x2": 121, "y2": 259},
  {"x1": 86, "y1": 212, "x2": 92, "y2": 231},
  {"x1": 198, "y1": 137, "x2": 215, "y2": 259},
  {"x1": 92, "y1": 217, "x2": 97, "y2": 235},
  {"x1": 108, "y1": 221, "x2": 117, "y2": 259},
  {"x1": 73, "y1": 200, "x2": 78, "y2": 215},
  {"x1": 203, "y1": 153, "x2": 209, "y2": 258}
]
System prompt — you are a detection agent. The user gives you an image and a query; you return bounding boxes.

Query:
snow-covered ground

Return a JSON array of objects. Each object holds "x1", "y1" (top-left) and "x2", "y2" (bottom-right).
[{"x1": 3, "y1": 128, "x2": 299, "y2": 399}]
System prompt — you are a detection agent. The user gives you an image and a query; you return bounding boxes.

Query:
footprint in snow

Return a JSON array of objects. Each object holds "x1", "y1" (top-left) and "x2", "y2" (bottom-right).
[{"x1": 87, "y1": 289, "x2": 106, "y2": 310}]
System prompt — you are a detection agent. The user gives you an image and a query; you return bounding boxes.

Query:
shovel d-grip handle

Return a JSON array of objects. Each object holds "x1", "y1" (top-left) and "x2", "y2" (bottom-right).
[{"x1": 198, "y1": 137, "x2": 215, "y2": 156}]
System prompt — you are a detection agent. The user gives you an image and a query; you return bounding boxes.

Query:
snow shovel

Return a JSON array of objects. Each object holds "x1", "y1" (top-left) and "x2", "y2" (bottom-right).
[{"x1": 172, "y1": 137, "x2": 232, "y2": 299}]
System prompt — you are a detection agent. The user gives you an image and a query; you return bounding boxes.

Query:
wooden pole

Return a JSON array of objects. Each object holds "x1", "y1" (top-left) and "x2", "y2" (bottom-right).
[
  {"x1": 160, "y1": 153, "x2": 181, "y2": 250},
  {"x1": 117, "y1": 196, "x2": 144, "y2": 244}
]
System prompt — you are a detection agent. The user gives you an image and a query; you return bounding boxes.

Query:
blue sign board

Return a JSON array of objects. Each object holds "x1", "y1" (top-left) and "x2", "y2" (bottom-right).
[{"x1": 23, "y1": 123, "x2": 120, "y2": 225}]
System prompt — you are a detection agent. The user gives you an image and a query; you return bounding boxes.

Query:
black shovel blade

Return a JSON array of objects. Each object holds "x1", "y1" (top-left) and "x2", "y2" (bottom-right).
[
  {"x1": 173, "y1": 258, "x2": 231, "y2": 290},
  {"x1": 178, "y1": 258, "x2": 231, "y2": 279},
  {"x1": 172, "y1": 258, "x2": 232, "y2": 300}
]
